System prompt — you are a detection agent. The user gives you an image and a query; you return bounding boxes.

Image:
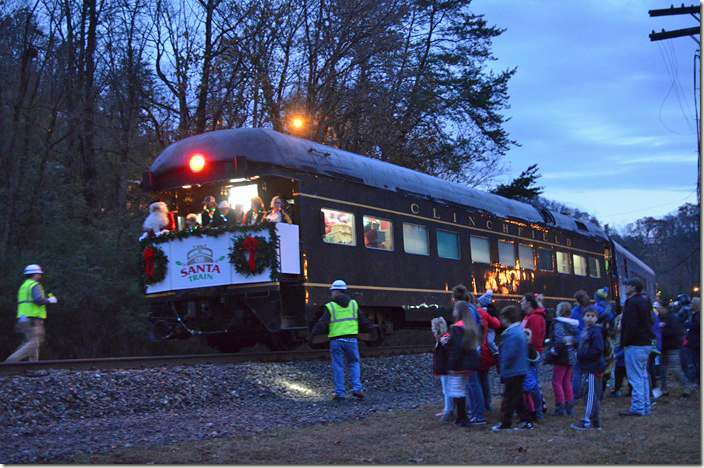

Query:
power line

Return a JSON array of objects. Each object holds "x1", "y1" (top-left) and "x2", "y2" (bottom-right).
[
  {"x1": 598, "y1": 190, "x2": 696, "y2": 218},
  {"x1": 657, "y1": 41, "x2": 696, "y2": 136},
  {"x1": 649, "y1": 3, "x2": 701, "y2": 205},
  {"x1": 659, "y1": 246, "x2": 700, "y2": 274}
]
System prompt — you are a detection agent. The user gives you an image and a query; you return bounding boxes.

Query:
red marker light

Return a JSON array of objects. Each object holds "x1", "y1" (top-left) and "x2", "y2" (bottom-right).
[{"x1": 189, "y1": 153, "x2": 205, "y2": 172}]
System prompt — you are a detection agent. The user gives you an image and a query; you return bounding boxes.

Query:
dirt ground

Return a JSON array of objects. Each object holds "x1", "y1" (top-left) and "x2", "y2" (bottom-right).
[{"x1": 64, "y1": 391, "x2": 701, "y2": 464}]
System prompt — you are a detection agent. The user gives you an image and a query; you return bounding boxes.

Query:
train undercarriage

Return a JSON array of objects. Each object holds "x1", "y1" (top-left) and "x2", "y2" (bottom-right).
[{"x1": 146, "y1": 288, "x2": 401, "y2": 352}]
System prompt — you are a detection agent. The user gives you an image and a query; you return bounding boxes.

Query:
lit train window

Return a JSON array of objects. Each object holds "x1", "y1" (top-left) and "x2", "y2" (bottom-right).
[
  {"x1": 363, "y1": 215, "x2": 393, "y2": 251},
  {"x1": 498, "y1": 240, "x2": 516, "y2": 267},
  {"x1": 538, "y1": 248, "x2": 553, "y2": 271},
  {"x1": 556, "y1": 251, "x2": 570, "y2": 274},
  {"x1": 437, "y1": 230, "x2": 460, "y2": 259},
  {"x1": 403, "y1": 223, "x2": 429, "y2": 255},
  {"x1": 573, "y1": 254, "x2": 587, "y2": 276},
  {"x1": 589, "y1": 257, "x2": 601, "y2": 278},
  {"x1": 470, "y1": 236, "x2": 491, "y2": 264},
  {"x1": 322, "y1": 208, "x2": 356, "y2": 246},
  {"x1": 519, "y1": 244, "x2": 535, "y2": 270}
]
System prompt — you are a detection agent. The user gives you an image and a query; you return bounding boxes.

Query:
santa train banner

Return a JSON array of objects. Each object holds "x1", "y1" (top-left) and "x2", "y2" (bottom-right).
[{"x1": 144, "y1": 223, "x2": 300, "y2": 294}]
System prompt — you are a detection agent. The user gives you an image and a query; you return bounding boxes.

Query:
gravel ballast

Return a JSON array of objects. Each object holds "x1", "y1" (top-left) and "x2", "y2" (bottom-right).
[
  {"x1": 0, "y1": 352, "x2": 556, "y2": 463},
  {"x1": 1, "y1": 354, "x2": 441, "y2": 463}
]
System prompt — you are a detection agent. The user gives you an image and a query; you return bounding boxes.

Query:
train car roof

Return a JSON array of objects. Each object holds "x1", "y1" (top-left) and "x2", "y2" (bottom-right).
[
  {"x1": 150, "y1": 128, "x2": 608, "y2": 241},
  {"x1": 611, "y1": 240, "x2": 655, "y2": 276}
]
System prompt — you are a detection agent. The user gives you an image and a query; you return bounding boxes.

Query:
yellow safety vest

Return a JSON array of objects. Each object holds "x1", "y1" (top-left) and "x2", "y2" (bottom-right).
[
  {"x1": 17, "y1": 279, "x2": 47, "y2": 319},
  {"x1": 327, "y1": 300, "x2": 359, "y2": 338}
]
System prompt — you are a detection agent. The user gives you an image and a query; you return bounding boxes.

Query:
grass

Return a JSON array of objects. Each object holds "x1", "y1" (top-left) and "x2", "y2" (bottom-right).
[{"x1": 63, "y1": 390, "x2": 701, "y2": 464}]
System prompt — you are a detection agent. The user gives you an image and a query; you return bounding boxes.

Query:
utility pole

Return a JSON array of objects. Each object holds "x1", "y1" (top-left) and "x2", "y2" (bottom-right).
[{"x1": 649, "y1": 4, "x2": 701, "y2": 205}]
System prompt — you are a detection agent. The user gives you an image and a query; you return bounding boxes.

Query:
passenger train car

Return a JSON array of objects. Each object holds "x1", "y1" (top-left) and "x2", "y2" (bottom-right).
[{"x1": 140, "y1": 128, "x2": 655, "y2": 351}]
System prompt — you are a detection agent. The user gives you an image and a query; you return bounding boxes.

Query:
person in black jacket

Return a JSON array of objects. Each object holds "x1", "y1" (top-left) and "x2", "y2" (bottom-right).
[
  {"x1": 619, "y1": 278, "x2": 655, "y2": 417},
  {"x1": 570, "y1": 307, "x2": 605, "y2": 431},
  {"x1": 443, "y1": 300, "x2": 481, "y2": 427},
  {"x1": 656, "y1": 301, "x2": 694, "y2": 397}
]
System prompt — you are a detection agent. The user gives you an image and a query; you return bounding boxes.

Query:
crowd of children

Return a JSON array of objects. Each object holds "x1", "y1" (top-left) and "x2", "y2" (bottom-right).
[{"x1": 432, "y1": 284, "x2": 700, "y2": 432}]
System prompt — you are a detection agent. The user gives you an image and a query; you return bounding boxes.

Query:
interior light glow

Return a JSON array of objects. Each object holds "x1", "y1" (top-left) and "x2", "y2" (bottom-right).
[{"x1": 189, "y1": 154, "x2": 206, "y2": 172}]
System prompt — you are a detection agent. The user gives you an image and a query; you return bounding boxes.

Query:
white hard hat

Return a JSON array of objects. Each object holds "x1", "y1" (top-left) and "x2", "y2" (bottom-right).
[
  {"x1": 330, "y1": 280, "x2": 347, "y2": 290},
  {"x1": 24, "y1": 264, "x2": 43, "y2": 275}
]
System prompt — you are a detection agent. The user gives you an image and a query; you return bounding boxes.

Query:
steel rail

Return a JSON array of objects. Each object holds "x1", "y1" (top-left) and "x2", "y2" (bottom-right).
[{"x1": 0, "y1": 345, "x2": 432, "y2": 376}]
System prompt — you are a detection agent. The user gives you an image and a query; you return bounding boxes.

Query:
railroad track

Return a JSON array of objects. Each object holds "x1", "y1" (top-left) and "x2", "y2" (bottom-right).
[{"x1": 0, "y1": 345, "x2": 432, "y2": 376}]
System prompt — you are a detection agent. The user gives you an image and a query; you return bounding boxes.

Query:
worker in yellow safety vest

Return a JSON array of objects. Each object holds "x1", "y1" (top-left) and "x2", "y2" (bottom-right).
[
  {"x1": 5, "y1": 264, "x2": 58, "y2": 362},
  {"x1": 309, "y1": 280, "x2": 372, "y2": 400}
]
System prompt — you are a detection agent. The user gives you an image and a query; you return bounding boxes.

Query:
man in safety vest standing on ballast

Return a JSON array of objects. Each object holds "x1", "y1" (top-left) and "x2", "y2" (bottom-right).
[
  {"x1": 309, "y1": 280, "x2": 372, "y2": 400},
  {"x1": 5, "y1": 264, "x2": 58, "y2": 362}
]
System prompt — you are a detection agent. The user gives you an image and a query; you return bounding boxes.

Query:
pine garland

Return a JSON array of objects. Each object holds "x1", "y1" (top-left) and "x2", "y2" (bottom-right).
[{"x1": 139, "y1": 221, "x2": 278, "y2": 247}]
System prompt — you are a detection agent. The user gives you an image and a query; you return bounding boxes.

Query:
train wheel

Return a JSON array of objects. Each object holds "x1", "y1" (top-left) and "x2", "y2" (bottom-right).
[
  {"x1": 149, "y1": 320, "x2": 175, "y2": 341},
  {"x1": 364, "y1": 326, "x2": 386, "y2": 347},
  {"x1": 266, "y1": 333, "x2": 299, "y2": 351},
  {"x1": 206, "y1": 334, "x2": 244, "y2": 353}
]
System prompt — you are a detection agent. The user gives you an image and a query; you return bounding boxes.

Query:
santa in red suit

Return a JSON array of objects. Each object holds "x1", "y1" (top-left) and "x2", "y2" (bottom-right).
[{"x1": 139, "y1": 200, "x2": 176, "y2": 241}]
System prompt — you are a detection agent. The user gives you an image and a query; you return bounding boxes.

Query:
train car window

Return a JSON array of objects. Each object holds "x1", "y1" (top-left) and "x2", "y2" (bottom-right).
[
  {"x1": 322, "y1": 208, "x2": 356, "y2": 246},
  {"x1": 363, "y1": 215, "x2": 394, "y2": 251},
  {"x1": 437, "y1": 230, "x2": 460, "y2": 259},
  {"x1": 589, "y1": 257, "x2": 601, "y2": 278},
  {"x1": 470, "y1": 236, "x2": 491, "y2": 264},
  {"x1": 518, "y1": 244, "x2": 535, "y2": 270},
  {"x1": 538, "y1": 248, "x2": 553, "y2": 271},
  {"x1": 556, "y1": 251, "x2": 570, "y2": 274},
  {"x1": 403, "y1": 223, "x2": 429, "y2": 255},
  {"x1": 498, "y1": 240, "x2": 517, "y2": 267},
  {"x1": 573, "y1": 254, "x2": 587, "y2": 276}
]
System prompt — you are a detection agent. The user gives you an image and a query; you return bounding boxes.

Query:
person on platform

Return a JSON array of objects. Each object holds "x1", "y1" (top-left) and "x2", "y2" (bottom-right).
[
  {"x1": 201, "y1": 195, "x2": 218, "y2": 228},
  {"x1": 211, "y1": 201, "x2": 237, "y2": 228},
  {"x1": 265, "y1": 196, "x2": 292, "y2": 224},
  {"x1": 243, "y1": 197, "x2": 266, "y2": 225},
  {"x1": 184, "y1": 213, "x2": 202, "y2": 232},
  {"x1": 139, "y1": 200, "x2": 176, "y2": 241}
]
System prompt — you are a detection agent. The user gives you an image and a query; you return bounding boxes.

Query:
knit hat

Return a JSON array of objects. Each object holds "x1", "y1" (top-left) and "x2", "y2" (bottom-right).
[
  {"x1": 218, "y1": 201, "x2": 230, "y2": 209},
  {"x1": 595, "y1": 287, "x2": 609, "y2": 300},
  {"x1": 478, "y1": 290, "x2": 494, "y2": 306}
]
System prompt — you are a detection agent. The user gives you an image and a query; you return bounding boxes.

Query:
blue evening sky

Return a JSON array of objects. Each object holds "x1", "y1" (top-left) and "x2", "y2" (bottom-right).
[{"x1": 471, "y1": 0, "x2": 700, "y2": 230}]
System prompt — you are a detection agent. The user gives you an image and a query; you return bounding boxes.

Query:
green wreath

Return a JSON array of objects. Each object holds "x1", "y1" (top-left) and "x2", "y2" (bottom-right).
[
  {"x1": 229, "y1": 233, "x2": 279, "y2": 279},
  {"x1": 140, "y1": 245, "x2": 168, "y2": 285}
]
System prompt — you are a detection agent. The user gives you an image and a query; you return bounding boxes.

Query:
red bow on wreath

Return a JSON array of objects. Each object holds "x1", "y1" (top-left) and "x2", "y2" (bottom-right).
[
  {"x1": 143, "y1": 247, "x2": 155, "y2": 277},
  {"x1": 242, "y1": 235, "x2": 259, "y2": 273}
]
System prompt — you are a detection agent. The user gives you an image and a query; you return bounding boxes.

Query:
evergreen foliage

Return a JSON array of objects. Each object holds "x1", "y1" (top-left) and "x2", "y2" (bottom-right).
[{"x1": 491, "y1": 164, "x2": 543, "y2": 201}]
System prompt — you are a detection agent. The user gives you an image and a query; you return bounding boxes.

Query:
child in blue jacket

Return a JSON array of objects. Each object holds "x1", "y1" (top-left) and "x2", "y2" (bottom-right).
[
  {"x1": 570, "y1": 307, "x2": 605, "y2": 431},
  {"x1": 492, "y1": 305, "x2": 532, "y2": 432}
]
